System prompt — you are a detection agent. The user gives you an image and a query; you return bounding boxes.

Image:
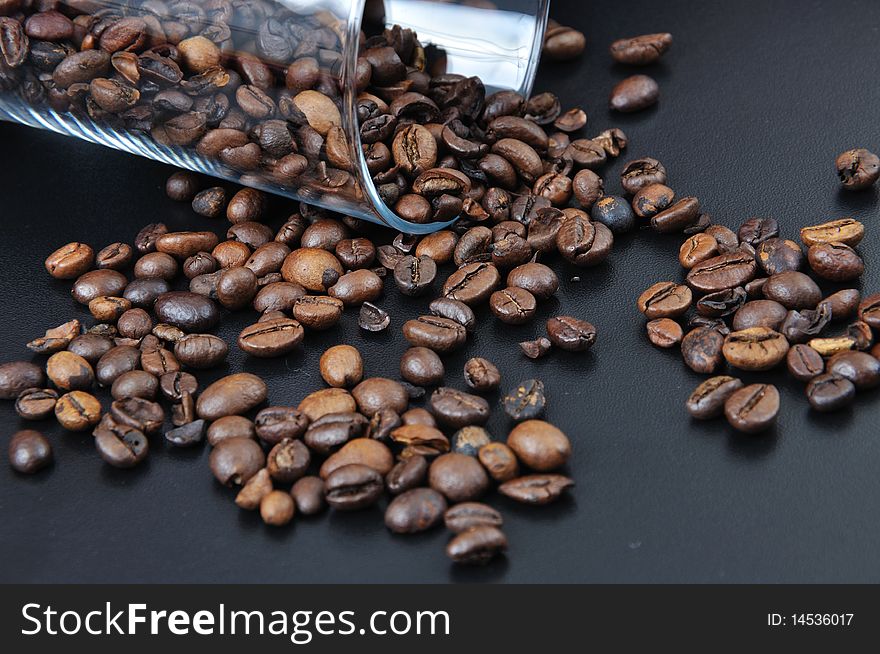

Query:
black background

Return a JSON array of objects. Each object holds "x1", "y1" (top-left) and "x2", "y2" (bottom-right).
[{"x1": 2, "y1": 0, "x2": 880, "y2": 583}]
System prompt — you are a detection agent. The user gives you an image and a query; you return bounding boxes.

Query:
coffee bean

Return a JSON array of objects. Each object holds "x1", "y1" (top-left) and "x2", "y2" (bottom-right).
[
  {"x1": 807, "y1": 242, "x2": 864, "y2": 281},
  {"x1": 403, "y1": 315, "x2": 467, "y2": 353},
  {"x1": 134, "y1": 223, "x2": 168, "y2": 254},
  {"x1": 546, "y1": 316, "x2": 597, "y2": 352},
  {"x1": 781, "y1": 306, "x2": 831, "y2": 343},
  {"x1": 786, "y1": 344, "x2": 825, "y2": 381},
  {"x1": 610, "y1": 32, "x2": 673, "y2": 65},
  {"x1": 165, "y1": 171, "x2": 199, "y2": 201},
  {"x1": 266, "y1": 438, "x2": 310, "y2": 484},
  {"x1": 191, "y1": 187, "x2": 227, "y2": 218},
  {"x1": 165, "y1": 419, "x2": 206, "y2": 447},
  {"x1": 498, "y1": 474, "x2": 574, "y2": 505},
  {"x1": 806, "y1": 374, "x2": 856, "y2": 412},
  {"x1": 415, "y1": 231, "x2": 457, "y2": 265},
  {"x1": 357, "y1": 301, "x2": 390, "y2": 332},
  {"x1": 290, "y1": 476, "x2": 326, "y2": 516},
  {"x1": 352, "y1": 377, "x2": 408, "y2": 418},
  {"x1": 762, "y1": 271, "x2": 822, "y2": 310},
  {"x1": 197, "y1": 373, "x2": 268, "y2": 421},
  {"x1": 209, "y1": 437, "x2": 265, "y2": 486},
  {"x1": 459, "y1": 357, "x2": 500, "y2": 393},
  {"x1": 304, "y1": 412, "x2": 367, "y2": 455},
  {"x1": 384, "y1": 488, "x2": 447, "y2": 534},
  {"x1": 117, "y1": 308, "x2": 153, "y2": 340},
  {"x1": 646, "y1": 318, "x2": 683, "y2": 348},
  {"x1": 234, "y1": 468, "x2": 273, "y2": 511},
  {"x1": 507, "y1": 419, "x2": 570, "y2": 471},
  {"x1": 502, "y1": 380, "x2": 546, "y2": 421},
  {"x1": 722, "y1": 327, "x2": 789, "y2": 371},
  {"x1": 124, "y1": 278, "x2": 169, "y2": 309},
  {"x1": 110, "y1": 370, "x2": 158, "y2": 401},
  {"x1": 738, "y1": 218, "x2": 779, "y2": 246},
  {"x1": 489, "y1": 286, "x2": 537, "y2": 324},
  {"x1": 253, "y1": 406, "x2": 309, "y2": 446},
  {"x1": 281, "y1": 248, "x2": 344, "y2": 293},
  {"x1": 0, "y1": 362, "x2": 45, "y2": 400},
  {"x1": 610, "y1": 75, "x2": 659, "y2": 112},
  {"x1": 571, "y1": 169, "x2": 604, "y2": 210},
  {"x1": 400, "y1": 347, "x2": 444, "y2": 386},
  {"x1": 430, "y1": 388, "x2": 490, "y2": 429},
  {"x1": 429, "y1": 297, "x2": 476, "y2": 332},
  {"x1": 724, "y1": 383, "x2": 780, "y2": 433},
  {"x1": 321, "y1": 438, "x2": 395, "y2": 479},
  {"x1": 319, "y1": 345, "x2": 364, "y2": 388},
  {"x1": 819, "y1": 289, "x2": 860, "y2": 321},
  {"x1": 14, "y1": 386, "x2": 57, "y2": 420},
  {"x1": 428, "y1": 452, "x2": 490, "y2": 502},
  {"x1": 45, "y1": 242, "x2": 94, "y2": 280},
  {"x1": 442, "y1": 262, "x2": 501, "y2": 306},
  {"x1": 637, "y1": 281, "x2": 692, "y2": 319},
  {"x1": 679, "y1": 233, "x2": 719, "y2": 269},
  {"x1": 238, "y1": 318, "x2": 304, "y2": 358},
  {"x1": 686, "y1": 252, "x2": 757, "y2": 294},
  {"x1": 293, "y1": 295, "x2": 344, "y2": 330},
  {"x1": 696, "y1": 287, "x2": 747, "y2": 318},
  {"x1": 543, "y1": 23, "x2": 586, "y2": 61},
  {"x1": 259, "y1": 491, "x2": 295, "y2": 527},
  {"x1": 110, "y1": 397, "x2": 164, "y2": 435},
  {"x1": 324, "y1": 464, "x2": 384, "y2": 511},
  {"x1": 591, "y1": 195, "x2": 635, "y2": 234},
  {"x1": 72, "y1": 270, "x2": 128, "y2": 305},
  {"x1": 206, "y1": 416, "x2": 255, "y2": 447},
  {"x1": 55, "y1": 390, "x2": 101, "y2": 432},
  {"x1": 827, "y1": 351, "x2": 880, "y2": 390},
  {"x1": 732, "y1": 300, "x2": 788, "y2": 331},
  {"x1": 393, "y1": 255, "x2": 437, "y2": 297},
  {"x1": 446, "y1": 525, "x2": 507, "y2": 565},
  {"x1": 800, "y1": 218, "x2": 865, "y2": 248},
  {"x1": 94, "y1": 418, "x2": 148, "y2": 468},
  {"x1": 298, "y1": 388, "x2": 357, "y2": 422},
  {"x1": 633, "y1": 183, "x2": 675, "y2": 219},
  {"x1": 389, "y1": 424, "x2": 450, "y2": 457},
  {"x1": 620, "y1": 157, "x2": 667, "y2": 194},
  {"x1": 154, "y1": 292, "x2": 220, "y2": 333},
  {"x1": 754, "y1": 238, "x2": 803, "y2": 276},
  {"x1": 95, "y1": 243, "x2": 133, "y2": 271},
  {"x1": 520, "y1": 337, "x2": 553, "y2": 359},
  {"x1": 836, "y1": 148, "x2": 880, "y2": 190},
  {"x1": 685, "y1": 376, "x2": 744, "y2": 419},
  {"x1": 385, "y1": 455, "x2": 428, "y2": 495},
  {"x1": 174, "y1": 333, "x2": 228, "y2": 369},
  {"x1": 8, "y1": 428, "x2": 52, "y2": 477},
  {"x1": 809, "y1": 336, "x2": 857, "y2": 358},
  {"x1": 681, "y1": 326, "x2": 725, "y2": 374}
]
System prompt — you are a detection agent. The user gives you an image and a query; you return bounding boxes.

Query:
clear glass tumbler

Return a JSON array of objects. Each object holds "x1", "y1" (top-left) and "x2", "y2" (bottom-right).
[{"x1": 0, "y1": 0, "x2": 549, "y2": 233}]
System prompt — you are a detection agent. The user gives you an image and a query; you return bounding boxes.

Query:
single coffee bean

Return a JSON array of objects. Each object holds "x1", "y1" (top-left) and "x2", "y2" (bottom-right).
[
  {"x1": 266, "y1": 438, "x2": 310, "y2": 484},
  {"x1": 637, "y1": 281, "x2": 692, "y2": 319},
  {"x1": 827, "y1": 351, "x2": 880, "y2": 390},
  {"x1": 95, "y1": 345, "x2": 140, "y2": 387},
  {"x1": 390, "y1": 424, "x2": 450, "y2": 457},
  {"x1": 94, "y1": 419, "x2": 148, "y2": 468},
  {"x1": 732, "y1": 300, "x2": 789, "y2": 331},
  {"x1": 858, "y1": 293, "x2": 880, "y2": 330},
  {"x1": 234, "y1": 469, "x2": 273, "y2": 511},
  {"x1": 15, "y1": 388, "x2": 59, "y2": 421},
  {"x1": 590, "y1": 195, "x2": 635, "y2": 234},
  {"x1": 544, "y1": 23, "x2": 586, "y2": 60},
  {"x1": 45, "y1": 351, "x2": 93, "y2": 392},
  {"x1": 328, "y1": 269, "x2": 383, "y2": 306},
  {"x1": 444, "y1": 503, "x2": 503, "y2": 535},
  {"x1": 197, "y1": 373, "x2": 268, "y2": 421},
  {"x1": 446, "y1": 525, "x2": 507, "y2": 565},
  {"x1": 807, "y1": 242, "x2": 864, "y2": 282},
  {"x1": 386, "y1": 455, "x2": 428, "y2": 495},
  {"x1": 216, "y1": 266, "x2": 258, "y2": 310},
  {"x1": 319, "y1": 345, "x2": 364, "y2": 388},
  {"x1": 649, "y1": 197, "x2": 700, "y2": 233},
  {"x1": 498, "y1": 474, "x2": 574, "y2": 505},
  {"x1": 45, "y1": 242, "x2": 94, "y2": 279},
  {"x1": 696, "y1": 287, "x2": 747, "y2": 318},
  {"x1": 462, "y1": 357, "x2": 501, "y2": 393},
  {"x1": 738, "y1": 218, "x2": 779, "y2": 246},
  {"x1": 809, "y1": 336, "x2": 857, "y2": 358},
  {"x1": 335, "y1": 238, "x2": 376, "y2": 270},
  {"x1": 806, "y1": 374, "x2": 856, "y2": 412},
  {"x1": 26, "y1": 319, "x2": 81, "y2": 355},
  {"x1": 123, "y1": 278, "x2": 169, "y2": 309},
  {"x1": 780, "y1": 306, "x2": 832, "y2": 344},
  {"x1": 449, "y1": 426, "x2": 491, "y2": 458},
  {"x1": 352, "y1": 378, "x2": 409, "y2": 418},
  {"x1": 415, "y1": 231, "x2": 457, "y2": 265},
  {"x1": 0, "y1": 362, "x2": 45, "y2": 400},
  {"x1": 110, "y1": 370, "x2": 158, "y2": 401},
  {"x1": 800, "y1": 218, "x2": 865, "y2": 248},
  {"x1": 704, "y1": 225, "x2": 739, "y2": 253},
  {"x1": 546, "y1": 316, "x2": 597, "y2": 352},
  {"x1": 429, "y1": 452, "x2": 490, "y2": 502},
  {"x1": 325, "y1": 464, "x2": 384, "y2": 511},
  {"x1": 254, "y1": 406, "x2": 309, "y2": 445},
  {"x1": 357, "y1": 301, "x2": 390, "y2": 332},
  {"x1": 786, "y1": 344, "x2": 825, "y2": 382},
  {"x1": 489, "y1": 286, "x2": 538, "y2": 324},
  {"x1": 400, "y1": 347, "x2": 445, "y2": 387},
  {"x1": 281, "y1": 247, "x2": 344, "y2": 293},
  {"x1": 320, "y1": 437, "x2": 395, "y2": 479},
  {"x1": 165, "y1": 419, "x2": 206, "y2": 447},
  {"x1": 507, "y1": 419, "x2": 570, "y2": 471},
  {"x1": 679, "y1": 233, "x2": 719, "y2": 269},
  {"x1": 192, "y1": 187, "x2": 226, "y2": 218},
  {"x1": 133, "y1": 252, "x2": 178, "y2": 281},
  {"x1": 646, "y1": 318, "x2": 684, "y2": 348},
  {"x1": 55, "y1": 391, "x2": 102, "y2": 432},
  {"x1": 174, "y1": 333, "x2": 228, "y2": 369},
  {"x1": 633, "y1": 183, "x2": 675, "y2": 220},
  {"x1": 820, "y1": 289, "x2": 860, "y2": 321},
  {"x1": 238, "y1": 318, "x2": 304, "y2": 358},
  {"x1": 117, "y1": 308, "x2": 153, "y2": 340},
  {"x1": 298, "y1": 388, "x2": 357, "y2": 422},
  {"x1": 154, "y1": 292, "x2": 221, "y2": 333},
  {"x1": 393, "y1": 255, "x2": 437, "y2": 297},
  {"x1": 430, "y1": 388, "x2": 490, "y2": 429},
  {"x1": 68, "y1": 334, "x2": 114, "y2": 365},
  {"x1": 8, "y1": 429, "x2": 53, "y2": 474},
  {"x1": 502, "y1": 380, "x2": 546, "y2": 421},
  {"x1": 610, "y1": 74, "x2": 659, "y2": 112},
  {"x1": 134, "y1": 223, "x2": 168, "y2": 254},
  {"x1": 384, "y1": 488, "x2": 447, "y2": 534},
  {"x1": 681, "y1": 326, "x2": 725, "y2": 374},
  {"x1": 165, "y1": 171, "x2": 199, "y2": 201},
  {"x1": 304, "y1": 412, "x2": 367, "y2": 455},
  {"x1": 72, "y1": 270, "x2": 128, "y2": 305},
  {"x1": 253, "y1": 282, "x2": 305, "y2": 313},
  {"x1": 835, "y1": 148, "x2": 880, "y2": 190},
  {"x1": 110, "y1": 397, "x2": 164, "y2": 435},
  {"x1": 762, "y1": 271, "x2": 822, "y2": 310},
  {"x1": 610, "y1": 32, "x2": 673, "y2": 65},
  {"x1": 293, "y1": 295, "x2": 344, "y2": 330},
  {"x1": 724, "y1": 384, "x2": 780, "y2": 433},
  {"x1": 226, "y1": 188, "x2": 266, "y2": 224},
  {"x1": 96, "y1": 243, "x2": 134, "y2": 271},
  {"x1": 474, "y1": 443, "x2": 518, "y2": 483},
  {"x1": 620, "y1": 157, "x2": 667, "y2": 195},
  {"x1": 441, "y1": 262, "x2": 501, "y2": 306},
  {"x1": 520, "y1": 336, "x2": 553, "y2": 359},
  {"x1": 685, "y1": 376, "x2": 744, "y2": 419},
  {"x1": 259, "y1": 491, "x2": 295, "y2": 527},
  {"x1": 572, "y1": 169, "x2": 604, "y2": 210},
  {"x1": 209, "y1": 437, "x2": 265, "y2": 486},
  {"x1": 429, "y1": 297, "x2": 476, "y2": 333},
  {"x1": 206, "y1": 416, "x2": 255, "y2": 446},
  {"x1": 403, "y1": 316, "x2": 467, "y2": 353},
  {"x1": 290, "y1": 476, "x2": 326, "y2": 516},
  {"x1": 722, "y1": 327, "x2": 789, "y2": 371},
  {"x1": 755, "y1": 238, "x2": 803, "y2": 276},
  {"x1": 686, "y1": 252, "x2": 757, "y2": 294}
]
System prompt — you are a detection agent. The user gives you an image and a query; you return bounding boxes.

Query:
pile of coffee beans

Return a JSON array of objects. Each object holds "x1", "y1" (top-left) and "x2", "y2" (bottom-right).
[{"x1": 636, "y1": 208, "x2": 880, "y2": 431}]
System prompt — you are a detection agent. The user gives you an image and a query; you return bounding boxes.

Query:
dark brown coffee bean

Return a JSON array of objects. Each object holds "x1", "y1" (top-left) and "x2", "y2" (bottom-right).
[
  {"x1": 385, "y1": 456, "x2": 428, "y2": 495},
  {"x1": 352, "y1": 378, "x2": 408, "y2": 418},
  {"x1": 206, "y1": 416, "x2": 255, "y2": 446},
  {"x1": 403, "y1": 315, "x2": 467, "y2": 353},
  {"x1": 806, "y1": 374, "x2": 856, "y2": 412},
  {"x1": 786, "y1": 345, "x2": 825, "y2": 382},
  {"x1": 836, "y1": 148, "x2": 880, "y2": 190},
  {"x1": 8, "y1": 429, "x2": 52, "y2": 474},
  {"x1": 696, "y1": 287, "x2": 747, "y2": 318},
  {"x1": 258, "y1": 490, "x2": 294, "y2": 527},
  {"x1": 72, "y1": 270, "x2": 128, "y2": 305},
  {"x1": 0, "y1": 362, "x2": 45, "y2": 401},
  {"x1": 445, "y1": 503, "x2": 504, "y2": 535},
  {"x1": 572, "y1": 169, "x2": 604, "y2": 209},
  {"x1": 94, "y1": 419, "x2": 147, "y2": 468},
  {"x1": 264, "y1": 438, "x2": 310, "y2": 484},
  {"x1": 732, "y1": 300, "x2": 789, "y2": 331},
  {"x1": 685, "y1": 376, "x2": 744, "y2": 419},
  {"x1": 324, "y1": 463, "x2": 384, "y2": 510},
  {"x1": 781, "y1": 306, "x2": 832, "y2": 344},
  {"x1": 446, "y1": 525, "x2": 507, "y2": 565},
  {"x1": 238, "y1": 318, "x2": 304, "y2": 358},
  {"x1": 610, "y1": 75, "x2": 659, "y2": 112},
  {"x1": 637, "y1": 281, "x2": 692, "y2": 319},
  {"x1": 546, "y1": 316, "x2": 597, "y2": 352},
  {"x1": 191, "y1": 187, "x2": 226, "y2": 218},
  {"x1": 502, "y1": 380, "x2": 546, "y2": 421},
  {"x1": 807, "y1": 242, "x2": 864, "y2": 281},
  {"x1": 430, "y1": 388, "x2": 490, "y2": 429},
  {"x1": 304, "y1": 412, "x2": 367, "y2": 455},
  {"x1": 610, "y1": 32, "x2": 673, "y2": 65},
  {"x1": 291, "y1": 295, "x2": 343, "y2": 331},
  {"x1": 686, "y1": 252, "x2": 758, "y2": 294},
  {"x1": 110, "y1": 397, "x2": 164, "y2": 435},
  {"x1": 499, "y1": 474, "x2": 574, "y2": 505},
  {"x1": 738, "y1": 218, "x2": 779, "y2": 246},
  {"x1": 819, "y1": 289, "x2": 860, "y2": 321},
  {"x1": 650, "y1": 197, "x2": 700, "y2": 233},
  {"x1": 15, "y1": 387, "x2": 58, "y2": 421},
  {"x1": 385, "y1": 488, "x2": 447, "y2": 534},
  {"x1": 543, "y1": 24, "x2": 586, "y2": 61},
  {"x1": 110, "y1": 371, "x2": 158, "y2": 401},
  {"x1": 489, "y1": 287, "x2": 537, "y2": 324},
  {"x1": 724, "y1": 384, "x2": 780, "y2": 433},
  {"x1": 463, "y1": 357, "x2": 501, "y2": 392},
  {"x1": 827, "y1": 351, "x2": 880, "y2": 390},
  {"x1": 393, "y1": 255, "x2": 436, "y2": 297},
  {"x1": 415, "y1": 231, "x2": 457, "y2": 265},
  {"x1": 506, "y1": 262, "x2": 558, "y2": 300},
  {"x1": 123, "y1": 279, "x2": 169, "y2": 309},
  {"x1": 95, "y1": 243, "x2": 133, "y2": 271},
  {"x1": 154, "y1": 292, "x2": 220, "y2": 333},
  {"x1": 681, "y1": 326, "x2": 725, "y2": 374},
  {"x1": 400, "y1": 347, "x2": 445, "y2": 386},
  {"x1": 290, "y1": 476, "x2": 326, "y2": 516},
  {"x1": 96, "y1": 345, "x2": 140, "y2": 387},
  {"x1": 358, "y1": 301, "x2": 390, "y2": 332},
  {"x1": 251, "y1": 406, "x2": 308, "y2": 446},
  {"x1": 763, "y1": 271, "x2": 822, "y2": 310},
  {"x1": 174, "y1": 334, "x2": 227, "y2": 369},
  {"x1": 755, "y1": 238, "x2": 803, "y2": 275},
  {"x1": 429, "y1": 452, "x2": 490, "y2": 502},
  {"x1": 165, "y1": 419, "x2": 206, "y2": 448},
  {"x1": 197, "y1": 373, "x2": 268, "y2": 421},
  {"x1": 209, "y1": 437, "x2": 265, "y2": 486}
]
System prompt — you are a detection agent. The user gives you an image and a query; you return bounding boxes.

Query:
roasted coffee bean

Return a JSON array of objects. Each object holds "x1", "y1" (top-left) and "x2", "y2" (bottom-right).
[
  {"x1": 786, "y1": 344, "x2": 825, "y2": 381},
  {"x1": 592, "y1": 127, "x2": 628, "y2": 157},
  {"x1": 807, "y1": 242, "x2": 864, "y2": 281},
  {"x1": 722, "y1": 327, "x2": 789, "y2": 371},
  {"x1": 591, "y1": 195, "x2": 635, "y2": 234},
  {"x1": 827, "y1": 351, "x2": 880, "y2": 390},
  {"x1": 174, "y1": 333, "x2": 227, "y2": 369},
  {"x1": 215, "y1": 266, "x2": 258, "y2": 310},
  {"x1": 191, "y1": 187, "x2": 226, "y2": 218},
  {"x1": 254, "y1": 406, "x2": 309, "y2": 446},
  {"x1": 123, "y1": 278, "x2": 169, "y2": 309},
  {"x1": 206, "y1": 416, "x2": 255, "y2": 447},
  {"x1": 94, "y1": 419, "x2": 147, "y2": 468},
  {"x1": 87, "y1": 296, "x2": 130, "y2": 323},
  {"x1": 45, "y1": 242, "x2": 94, "y2": 280},
  {"x1": 732, "y1": 300, "x2": 789, "y2": 331},
  {"x1": 352, "y1": 378, "x2": 408, "y2": 418},
  {"x1": 703, "y1": 225, "x2": 739, "y2": 254},
  {"x1": 55, "y1": 391, "x2": 102, "y2": 432},
  {"x1": 444, "y1": 503, "x2": 504, "y2": 534},
  {"x1": 543, "y1": 23, "x2": 586, "y2": 60},
  {"x1": 859, "y1": 293, "x2": 880, "y2": 329},
  {"x1": 498, "y1": 474, "x2": 574, "y2": 505},
  {"x1": 429, "y1": 452, "x2": 490, "y2": 502},
  {"x1": 110, "y1": 397, "x2": 164, "y2": 435},
  {"x1": 555, "y1": 213, "x2": 610, "y2": 266},
  {"x1": 155, "y1": 232, "x2": 219, "y2": 261},
  {"x1": 554, "y1": 107, "x2": 587, "y2": 133},
  {"x1": 265, "y1": 438, "x2": 310, "y2": 484},
  {"x1": 546, "y1": 316, "x2": 597, "y2": 352},
  {"x1": 446, "y1": 525, "x2": 507, "y2": 565},
  {"x1": 762, "y1": 271, "x2": 822, "y2": 310},
  {"x1": 96, "y1": 243, "x2": 133, "y2": 271},
  {"x1": 506, "y1": 262, "x2": 558, "y2": 300},
  {"x1": 651, "y1": 197, "x2": 701, "y2": 233},
  {"x1": 507, "y1": 419, "x2": 569, "y2": 471},
  {"x1": 836, "y1": 148, "x2": 880, "y2": 190},
  {"x1": 527, "y1": 207, "x2": 563, "y2": 253},
  {"x1": 226, "y1": 188, "x2": 266, "y2": 224},
  {"x1": 384, "y1": 488, "x2": 447, "y2": 534},
  {"x1": 354, "y1": 301, "x2": 388, "y2": 332},
  {"x1": 96, "y1": 345, "x2": 140, "y2": 387},
  {"x1": 15, "y1": 387, "x2": 58, "y2": 421},
  {"x1": 685, "y1": 376, "x2": 744, "y2": 420},
  {"x1": 696, "y1": 287, "x2": 747, "y2": 318},
  {"x1": 632, "y1": 183, "x2": 674, "y2": 220},
  {"x1": 110, "y1": 370, "x2": 158, "y2": 401},
  {"x1": 197, "y1": 373, "x2": 268, "y2": 421},
  {"x1": 820, "y1": 289, "x2": 860, "y2": 321},
  {"x1": 8, "y1": 430, "x2": 52, "y2": 474},
  {"x1": 572, "y1": 169, "x2": 604, "y2": 209},
  {"x1": 238, "y1": 318, "x2": 304, "y2": 358},
  {"x1": 386, "y1": 456, "x2": 428, "y2": 495},
  {"x1": 165, "y1": 171, "x2": 199, "y2": 202},
  {"x1": 806, "y1": 374, "x2": 856, "y2": 412},
  {"x1": 209, "y1": 437, "x2": 265, "y2": 486},
  {"x1": 781, "y1": 306, "x2": 832, "y2": 344},
  {"x1": 245, "y1": 242, "x2": 291, "y2": 278},
  {"x1": 0, "y1": 362, "x2": 45, "y2": 400},
  {"x1": 502, "y1": 380, "x2": 546, "y2": 421},
  {"x1": 800, "y1": 218, "x2": 865, "y2": 248},
  {"x1": 334, "y1": 238, "x2": 376, "y2": 270},
  {"x1": 325, "y1": 464, "x2": 384, "y2": 511},
  {"x1": 428, "y1": 297, "x2": 476, "y2": 333},
  {"x1": 257, "y1": 490, "x2": 294, "y2": 527},
  {"x1": 610, "y1": 32, "x2": 673, "y2": 65},
  {"x1": 400, "y1": 347, "x2": 445, "y2": 386},
  {"x1": 298, "y1": 388, "x2": 357, "y2": 423},
  {"x1": 290, "y1": 476, "x2": 326, "y2": 516},
  {"x1": 724, "y1": 383, "x2": 780, "y2": 433},
  {"x1": 72, "y1": 270, "x2": 128, "y2": 306},
  {"x1": 442, "y1": 262, "x2": 501, "y2": 306},
  {"x1": 27, "y1": 319, "x2": 80, "y2": 355},
  {"x1": 66, "y1": 335, "x2": 113, "y2": 366},
  {"x1": 620, "y1": 157, "x2": 667, "y2": 195},
  {"x1": 686, "y1": 252, "x2": 757, "y2": 294},
  {"x1": 610, "y1": 75, "x2": 659, "y2": 112},
  {"x1": 291, "y1": 296, "x2": 344, "y2": 331},
  {"x1": 809, "y1": 336, "x2": 857, "y2": 358},
  {"x1": 737, "y1": 218, "x2": 779, "y2": 246},
  {"x1": 646, "y1": 318, "x2": 683, "y2": 348},
  {"x1": 403, "y1": 315, "x2": 467, "y2": 353},
  {"x1": 392, "y1": 255, "x2": 436, "y2": 297},
  {"x1": 448, "y1": 426, "x2": 490, "y2": 458},
  {"x1": 415, "y1": 231, "x2": 457, "y2": 265},
  {"x1": 367, "y1": 408, "x2": 402, "y2": 442},
  {"x1": 154, "y1": 292, "x2": 220, "y2": 333},
  {"x1": 304, "y1": 412, "x2": 367, "y2": 455},
  {"x1": 430, "y1": 387, "x2": 490, "y2": 429},
  {"x1": 453, "y1": 226, "x2": 492, "y2": 267},
  {"x1": 679, "y1": 233, "x2": 719, "y2": 269},
  {"x1": 755, "y1": 238, "x2": 803, "y2": 276},
  {"x1": 489, "y1": 286, "x2": 537, "y2": 324},
  {"x1": 253, "y1": 282, "x2": 305, "y2": 314},
  {"x1": 116, "y1": 308, "x2": 152, "y2": 340},
  {"x1": 319, "y1": 345, "x2": 364, "y2": 388},
  {"x1": 463, "y1": 357, "x2": 502, "y2": 392},
  {"x1": 281, "y1": 248, "x2": 344, "y2": 293},
  {"x1": 681, "y1": 326, "x2": 725, "y2": 374},
  {"x1": 637, "y1": 281, "x2": 692, "y2": 319},
  {"x1": 390, "y1": 424, "x2": 450, "y2": 457},
  {"x1": 846, "y1": 321, "x2": 873, "y2": 351},
  {"x1": 165, "y1": 419, "x2": 206, "y2": 448}
]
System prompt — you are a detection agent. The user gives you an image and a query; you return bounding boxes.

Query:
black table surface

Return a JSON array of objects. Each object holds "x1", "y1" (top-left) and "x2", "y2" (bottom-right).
[{"x1": 2, "y1": 0, "x2": 880, "y2": 584}]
